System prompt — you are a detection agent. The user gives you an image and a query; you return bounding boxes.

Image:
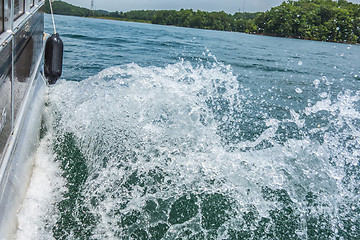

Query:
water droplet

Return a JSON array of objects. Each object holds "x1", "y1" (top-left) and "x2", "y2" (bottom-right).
[
  {"x1": 313, "y1": 79, "x2": 320, "y2": 88},
  {"x1": 319, "y1": 92, "x2": 327, "y2": 98},
  {"x1": 295, "y1": 88, "x2": 303, "y2": 94}
]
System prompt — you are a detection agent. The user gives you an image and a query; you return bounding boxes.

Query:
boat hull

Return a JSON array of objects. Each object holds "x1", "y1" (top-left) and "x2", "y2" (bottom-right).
[
  {"x1": 0, "y1": 7, "x2": 46, "y2": 239},
  {"x1": 0, "y1": 73, "x2": 45, "y2": 240}
]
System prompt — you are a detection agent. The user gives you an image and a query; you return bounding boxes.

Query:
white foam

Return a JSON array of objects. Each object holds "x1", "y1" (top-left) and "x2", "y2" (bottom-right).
[{"x1": 15, "y1": 131, "x2": 65, "y2": 240}]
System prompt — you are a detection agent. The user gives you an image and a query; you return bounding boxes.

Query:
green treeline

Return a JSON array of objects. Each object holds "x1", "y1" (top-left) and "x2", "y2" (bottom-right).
[
  {"x1": 45, "y1": 0, "x2": 360, "y2": 43},
  {"x1": 256, "y1": 0, "x2": 360, "y2": 43},
  {"x1": 43, "y1": 1, "x2": 157, "y2": 22},
  {"x1": 151, "y1": 10, "x2": 259, "y2": 32}
]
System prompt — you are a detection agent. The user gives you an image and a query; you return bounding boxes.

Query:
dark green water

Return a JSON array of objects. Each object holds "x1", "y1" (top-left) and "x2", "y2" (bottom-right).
[{"x1": 15, "y1": 15, "x2": 360, "y2": 239}]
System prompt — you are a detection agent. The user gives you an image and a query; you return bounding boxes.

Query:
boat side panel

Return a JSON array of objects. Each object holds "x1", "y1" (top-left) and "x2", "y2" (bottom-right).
[
  {"x1": 0, "y1": 1, "x2": 46, "y2": 238},
  {"x1": 0, "y1": 9, "x2": 44, "y2": 162},
  {"x1": 0, "y1": 73, "x2": 45, "y2": 240},
  {"x1": 0, "y1": 40, "x2": 11, "y2": 159},
  {"x1": 13, "y1": 10, "x2": 44, "y2": 120}
]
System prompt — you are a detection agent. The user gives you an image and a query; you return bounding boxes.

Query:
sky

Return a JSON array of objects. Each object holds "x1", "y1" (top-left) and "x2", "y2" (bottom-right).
[{"x1": 63, "y1": 0, "x2": 360, "y2": 14}]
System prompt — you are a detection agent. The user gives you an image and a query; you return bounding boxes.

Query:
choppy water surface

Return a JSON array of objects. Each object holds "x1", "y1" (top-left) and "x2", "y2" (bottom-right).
[{"x1": 16, "y1": 15, "x2": 360, "y2": 239}]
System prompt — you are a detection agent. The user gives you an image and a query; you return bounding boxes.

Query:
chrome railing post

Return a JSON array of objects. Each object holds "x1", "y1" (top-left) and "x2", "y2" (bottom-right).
[
  {"x1": 4, "y1": 0, "x2": 13, "y2": 31},
  {"x1": 24, "y1": 0, "x2": 30, "y2": 13}
]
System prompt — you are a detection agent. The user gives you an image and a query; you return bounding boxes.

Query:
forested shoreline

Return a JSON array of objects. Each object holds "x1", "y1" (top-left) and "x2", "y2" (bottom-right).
[{"x1": 44, "y1": 0, "x2": 360, "y2": 43}]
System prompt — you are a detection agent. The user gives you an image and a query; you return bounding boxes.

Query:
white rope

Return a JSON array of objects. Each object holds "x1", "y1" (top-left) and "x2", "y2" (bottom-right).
[{"x1": 49, "y1": 0, "x2": 57, "y2": 34}]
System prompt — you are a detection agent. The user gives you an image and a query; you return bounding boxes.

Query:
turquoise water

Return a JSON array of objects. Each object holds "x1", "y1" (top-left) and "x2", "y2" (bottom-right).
[{"x1": 16, "y1": 15, "x2": 360, "y2": 239}]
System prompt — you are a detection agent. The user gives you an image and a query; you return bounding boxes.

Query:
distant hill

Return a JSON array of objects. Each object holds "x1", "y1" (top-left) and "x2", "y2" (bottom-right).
[
  {"x1": 44, "y1": 0, "x2": 95, "y2": 17},
  {"x1": 43, "y1": 1, "x2": 155, "y2": 22},
  {"x1": 44, "y1": 0, "x2": 360, "y2": 44}
]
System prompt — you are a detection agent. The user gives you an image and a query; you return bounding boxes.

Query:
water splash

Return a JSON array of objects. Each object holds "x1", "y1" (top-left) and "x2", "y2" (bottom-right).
[
  {"x1": 16, "y1": 60, "x2": 360, "y2": 239},
  {"x1": 16, "y1": 128, "x2": 65, "y2": 240}
]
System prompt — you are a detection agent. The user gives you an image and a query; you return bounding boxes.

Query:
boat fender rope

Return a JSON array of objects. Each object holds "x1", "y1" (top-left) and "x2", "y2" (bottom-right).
[{"x1": 49, "y1": 0, "x2": 57, "y2": 34}]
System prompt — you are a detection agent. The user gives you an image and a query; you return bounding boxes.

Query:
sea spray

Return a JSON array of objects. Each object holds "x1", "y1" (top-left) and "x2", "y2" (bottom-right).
[{"x1": 15, "y1": 59, "x2": 360, "y2": 239}]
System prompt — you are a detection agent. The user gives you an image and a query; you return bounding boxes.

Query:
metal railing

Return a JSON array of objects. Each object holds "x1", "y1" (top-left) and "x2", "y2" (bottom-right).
[{"x1": 0, "y1": 0, "x2": 43, "y2": 41}]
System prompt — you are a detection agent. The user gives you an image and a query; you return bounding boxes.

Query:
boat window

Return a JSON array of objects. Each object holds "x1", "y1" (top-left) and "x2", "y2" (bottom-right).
[
  {"x1": 30, "y1": 0, "x2": 34, "y2": 7},
  {"x1": 14, "y1": 0, "x2": 24, "y2": 19},
  {"x1": 0, "y1": 0, "x2": 3, "y2": 33}
]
